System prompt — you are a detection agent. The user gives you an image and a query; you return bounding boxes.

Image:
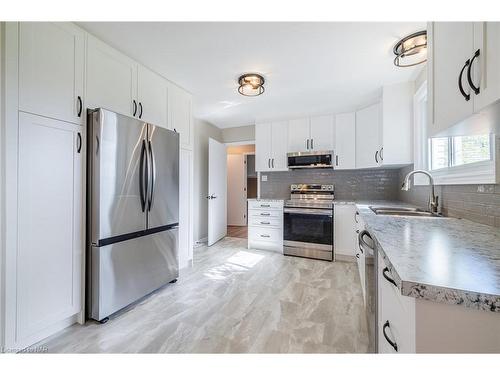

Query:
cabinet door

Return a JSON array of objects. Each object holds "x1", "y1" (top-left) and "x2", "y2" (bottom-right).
[
  {"x1": 310, "y1": 115, "x2": 334, "y2": 151},
  {"x1": 335, "y1": 112, "x2": 356, "y2": 169},
  {"x1": 255, "y1": 123, "x2": 272, "y2": 172},
  {"x1": 169, "y1": 84, "x2": 193, "y2": 150},
  {"x1": 19, "y1": 22, "x2": 84, "y2": 125},
  {"x1": 271, "y1": 121, "x2": 289, "y2": 170},
  {"x1": 356, "y1": 103, "x2": 382, "y2": 169},
  {"x1": 473, "y1": 22, "x2": 500, "y2": 112},
  {"x1": 287, "y1": 118, "x2": 310, "y2": 152},
  {"x1": 17, "y1": 112, "x2": 83, "y2": 345},
  {"x1": 179, "y1": 149, "x2": 194, "y2": 269},
  {"x1": 137, "y1": 65, "x2": 168, "y2": 128},
  {"x1": 334, "y1": 204, "x2": 357, "y2": 257},
  {"x1": 429, "y1": 22, "x2": 474, "y2": 136},
  {"x1": 86, "y1": 35, "x2": 137, "y2": 117}
]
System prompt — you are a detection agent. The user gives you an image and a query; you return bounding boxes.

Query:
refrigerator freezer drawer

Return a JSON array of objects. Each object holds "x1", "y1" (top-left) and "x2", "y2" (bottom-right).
[{"x1": 89, "y1": 228, "x2": 178, "y2": 321}]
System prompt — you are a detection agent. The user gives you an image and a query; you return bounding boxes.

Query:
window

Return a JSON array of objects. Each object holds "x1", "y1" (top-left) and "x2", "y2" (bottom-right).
[{"x1": 429, "y1": 135, "x2": 491, "y2": 171}]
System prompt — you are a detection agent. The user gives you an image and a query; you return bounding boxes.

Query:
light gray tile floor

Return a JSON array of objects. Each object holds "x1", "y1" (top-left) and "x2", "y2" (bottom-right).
[{"x1": 38, "y1": 237, "x2": 368, "y2": 353}]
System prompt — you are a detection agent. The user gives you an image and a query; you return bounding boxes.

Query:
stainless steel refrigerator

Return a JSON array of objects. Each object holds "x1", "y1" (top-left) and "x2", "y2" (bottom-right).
[{"x1": 87, "y1": 108, "x2": 179, "y2": 322}]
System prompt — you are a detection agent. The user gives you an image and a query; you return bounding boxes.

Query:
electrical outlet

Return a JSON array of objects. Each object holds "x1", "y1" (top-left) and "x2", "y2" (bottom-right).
[{"x1": 261, "y1": 175, "x2": 268, "y2": 182}]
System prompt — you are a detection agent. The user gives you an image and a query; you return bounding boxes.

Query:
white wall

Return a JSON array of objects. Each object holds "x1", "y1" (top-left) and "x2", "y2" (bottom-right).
[
  {"x1": 193, "y1": 118, "x2": 223, "y2": 242},
  {"x1": 221, "y1": 124, "x2": 255, "y2": 143},
  {"x1": 0, "y1": 22, "x2": 4, "y2": 348},
  {"x1": 227, "y1": 154, "x2": 246, "y2": 226}
]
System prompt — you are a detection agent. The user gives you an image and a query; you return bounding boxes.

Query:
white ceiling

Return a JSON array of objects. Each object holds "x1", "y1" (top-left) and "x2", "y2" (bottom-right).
[{"x1": 79, "y1": 22, "x2": 426, "y2": 128}]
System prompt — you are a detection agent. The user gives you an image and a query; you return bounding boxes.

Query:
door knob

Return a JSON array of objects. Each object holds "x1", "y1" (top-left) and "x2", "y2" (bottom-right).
[{"x1": 206, "y1": 194, "x2": 217, "y2": 200}]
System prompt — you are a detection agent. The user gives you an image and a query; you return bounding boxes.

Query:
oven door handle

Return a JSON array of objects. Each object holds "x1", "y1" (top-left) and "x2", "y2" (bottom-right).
[{"x1": 284, "y1": 207, "x2": 333, "y2": 216}]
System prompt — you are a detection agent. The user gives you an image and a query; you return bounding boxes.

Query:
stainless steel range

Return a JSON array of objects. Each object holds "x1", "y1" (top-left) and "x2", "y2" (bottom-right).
[{"x1": 283, "y1": 184, "x2": 334, "y2": 261}]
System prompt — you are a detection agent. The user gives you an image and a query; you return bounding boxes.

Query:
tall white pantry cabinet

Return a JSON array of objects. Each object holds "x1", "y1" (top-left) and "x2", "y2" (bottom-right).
[{"x1": 0, "y1": 22, "x2": 194, "y2": 350}]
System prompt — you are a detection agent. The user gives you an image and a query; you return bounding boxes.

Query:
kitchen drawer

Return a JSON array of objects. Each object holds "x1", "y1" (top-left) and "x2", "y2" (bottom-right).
[
  {"x1": 248, "y1": 226, "x2": 282, "y2": 243},
  {"x1": 248, "y1": 216, "x2": 282, "y2": 228},
  {"x1": 248, "y1": 209, "x2": 282, "y2": 219},
  {"x1": 378, "y1": 256, "x2": 416, "y2": 353},
  {"x1": 248, "y1": 200, "x2": 283, "y2": 211}
]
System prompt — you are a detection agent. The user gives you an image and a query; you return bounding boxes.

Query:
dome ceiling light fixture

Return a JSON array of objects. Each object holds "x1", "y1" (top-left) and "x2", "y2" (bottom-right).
[
  {"x1": 238, "y1": 73, "x2": 265, "y2": 96},
  {"x1": 393, "y1": 30, "x2": 427, "y2": 67}
]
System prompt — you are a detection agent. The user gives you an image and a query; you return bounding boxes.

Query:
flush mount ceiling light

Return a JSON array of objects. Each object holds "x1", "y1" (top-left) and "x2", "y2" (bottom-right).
[
  {"x1": 238, "y1": 73, "x2": 265, "y2": 96},
  {"x1": 393, "y1": 30, "x2": 427, "y2": 67}
]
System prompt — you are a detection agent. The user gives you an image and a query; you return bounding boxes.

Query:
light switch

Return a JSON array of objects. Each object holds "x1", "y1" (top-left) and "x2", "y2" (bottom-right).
[{"x1": 261, "y1": 175, "x2": 268, "y2": 182}]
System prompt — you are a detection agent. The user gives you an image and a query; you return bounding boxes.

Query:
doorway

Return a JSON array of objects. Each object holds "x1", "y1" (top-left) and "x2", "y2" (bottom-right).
[{"x1": 226, "y1": 143, "x2": 256, "y2": 239}]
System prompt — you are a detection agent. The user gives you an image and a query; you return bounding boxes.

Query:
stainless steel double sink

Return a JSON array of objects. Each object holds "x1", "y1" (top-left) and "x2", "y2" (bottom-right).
[{"x1": 369, "y1": 206, "x2": 443, "y2": 217}]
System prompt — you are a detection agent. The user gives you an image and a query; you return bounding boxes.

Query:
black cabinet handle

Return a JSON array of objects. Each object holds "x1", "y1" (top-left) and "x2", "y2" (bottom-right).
[
  {"x1": 306, "y1": 139, "x2": 309, "y2": 149},
  {"x1": 133, "y1": 100, "x2": 137, "y2": 116},
  {"x1": 355, "y1": 211, "x2": 359, "y2": 223},
  {"x1": 382, "y1": 267, "x2": 398, "y2": 287},
  {"x1": 467, "y1": 49, "x2": 480, "y2": 95},
  {"x1": 382, "y1": 321, "x2": 398, "y2": 352},
  {"x1": 311, "y1": 139, "x2": 314, "y2": 149},
  {"x1": 459, "y1": 60, "x2": 471, "y2": 101},
  {"x1": 77, "y1": 96, "x2": 82, "y2": 117},
  {"x1": 375, "y1": 150, "x2": 379, "y2": 164},
  {"x1": 335, "y1": 155, "x2": 339, "y2": 166},
  {"x1": 272, "y1": 158, "x2": 274, "y2": 168},
  {"x1": 76, "y1": 132, "x2": 82, "y2": 153},
  {"x1": 358, "y1": 229, "x2": 373, "y2": 251},
  {"x1": 356, "y1": 253, "x2": 360, "y2": 258},
  {"x1": 260, "y1": 212, "x2": 270, "y2": 216},
  {"x1": 138, "y1": 102, "x2": 143, "y2": 119},
  {"x1": 380, "y1": 147, "x2": 384, "y2": 161}
]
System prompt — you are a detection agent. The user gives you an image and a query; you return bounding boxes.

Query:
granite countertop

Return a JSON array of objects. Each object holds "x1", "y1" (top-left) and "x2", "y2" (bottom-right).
[
  {"x1": 354, "y1": 200, "x2": 500, "y2": 313},
  {"x1": 247, "y1": 198, "x2": 284, "y2": 202}
]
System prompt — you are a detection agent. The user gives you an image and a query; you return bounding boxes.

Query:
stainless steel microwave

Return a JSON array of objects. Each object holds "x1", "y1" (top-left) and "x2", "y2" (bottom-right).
[{"x1": 287, "y1": 150, "x2": 334, "y2": 169}]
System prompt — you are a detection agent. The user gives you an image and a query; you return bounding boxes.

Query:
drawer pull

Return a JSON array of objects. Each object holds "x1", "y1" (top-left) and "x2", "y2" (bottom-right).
[
  {"x1": 356, "y1": 253, "x2": 360, "y2": 258},
  {"x1": 382, "y1": 320, "x2": 398, "y2": 352},
  {"x1": 260, "y1": 221, "x2": 270, "y2": 225},
  {"x1": 260, "y1": 234, "x2": 271, "y2": 238},
  {"x1": 260, "y1": 212, "x2": 271, "y2": 216},
  {"x1": 260, "y1": 204, "x2": 271, "y2": 208},
  {"x1": 382, "y1": 267, "x2": 398, "y2": 287}
]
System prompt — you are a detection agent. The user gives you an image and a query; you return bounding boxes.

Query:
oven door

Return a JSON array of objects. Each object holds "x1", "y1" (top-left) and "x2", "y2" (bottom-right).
[{"x1": 283, "y1": 207, "x2": 333, "y2": 260}]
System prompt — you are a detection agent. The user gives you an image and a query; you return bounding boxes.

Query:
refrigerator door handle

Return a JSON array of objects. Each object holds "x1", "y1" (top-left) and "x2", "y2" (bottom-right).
[
  {"x1": 139, "y1": 139, "x2": 148, "y2": 212},
  {"x1": 147, "y1": 139, "x2": 156, "y2": 211}
]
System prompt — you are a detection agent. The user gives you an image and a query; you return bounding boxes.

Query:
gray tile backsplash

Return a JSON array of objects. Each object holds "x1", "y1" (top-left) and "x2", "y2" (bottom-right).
[
  {"x1": 398, "y1": 165, "x2": 500, "y2": 228},
  {"x1": 260, "y1": 165, "x2": 500, "y2": 228},
  {"x1": 259, "y1": 168, "x2": 401, "y2": 201}
]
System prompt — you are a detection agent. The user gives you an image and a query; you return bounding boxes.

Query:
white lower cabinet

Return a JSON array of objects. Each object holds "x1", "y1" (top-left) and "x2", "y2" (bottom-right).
[
  {"x1": 377, "y1": 255, "x2": 416, "y2": 353},
  {"x1": 333, "y1": 204, "x2": 357, "y2": 258},
  {"x1": 355, "y1": 212, "x2": 366, "y2": 302},
  {"x1": 247, "y1": 200, "x2": 283, "y2": 252},
  {"x1": 16, "y1": 112, "x2": 84, "y2": 347}
]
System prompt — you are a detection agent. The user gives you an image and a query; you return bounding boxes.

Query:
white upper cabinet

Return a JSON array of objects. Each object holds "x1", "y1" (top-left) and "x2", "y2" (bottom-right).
[
  {"x1": 169, "y1": 83, "x2": 193, "y2": 150},
  {"x1": 356, "y1": 103, "x2": 382, "y2": 169},
  {"x1": 288, "y1": 118, "x2": 310, "y2": 152},
  {"x1": 256, "y1": 122, "x2": 289, "y2": 172},
  {"x1": 86, "y1": 35, "x2": 138, "y2": 117},
  {"x1": 19, "y1": 22, "x2": 84, "y2": 125},
  {"x1": 428, "y1": 22, "x2": 474, "y2": 136},
  {"x1": 271, "y1": 121, "x2": 289, "y2": 170},
  {"x1": 335, "y1": 112, "x2": 356, "y2": 169},
  {"x1": 17, "y1": 112, "x2": 83, "y2": 347},
  {"x1": 256, "y1": 123, "x2": 273, "y2": 171},
  {"x1": 472, "y1": 22, "x2": 500, "y2": 112},
  {"x1": 137, "y1": 65, "x2": 169, "y2": 128},
  {"x1": 310, "y1": 115, "x2": 334, "y2": 151},
  {"x1": 428, "y1": 22, "x2": 500, "y2": 136},
  {"x1": 381, "y1": 82, "x2": 414, "y2": 166},
  {"x1": 287, "y1": 115, "x2": 334, "y2": 152}
]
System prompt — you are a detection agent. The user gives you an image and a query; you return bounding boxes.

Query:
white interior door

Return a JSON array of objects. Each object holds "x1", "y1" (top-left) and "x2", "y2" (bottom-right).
[
  {"x1": 208, "y1": 138, "x2": 227, "y2": 246},
  {"x1": 227, "y1": 154, "x2": 247, "y2": 226}
]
